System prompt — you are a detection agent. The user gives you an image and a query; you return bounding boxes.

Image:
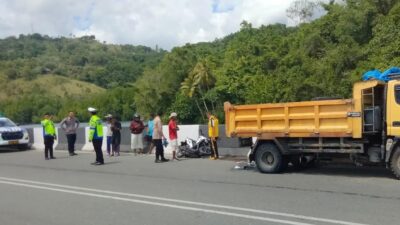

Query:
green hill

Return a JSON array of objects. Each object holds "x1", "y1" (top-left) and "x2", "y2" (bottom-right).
[
  {"x1": 0, "y1": 35, "x2": 164, "y2": 123},
  {"x1": 0, "y1": 74, "x2": 105, "y2": 101},
  {"x1": 0, "y1": 34, "x2": 165, "y2": 88}
]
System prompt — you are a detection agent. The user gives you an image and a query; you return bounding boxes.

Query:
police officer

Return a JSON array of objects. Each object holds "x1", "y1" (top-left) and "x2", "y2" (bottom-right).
[
  {"x1": 41, "y1": 112, "x2": 56, "y2": 160},
  {"x1": 88, "y1": 107, "x2": 104, "y2": 165}
]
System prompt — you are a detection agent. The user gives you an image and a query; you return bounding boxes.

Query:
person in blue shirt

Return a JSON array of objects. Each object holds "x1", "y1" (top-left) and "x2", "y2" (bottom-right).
[{"x1": 145, "y1": 113, "x2": 155, "y2": 154}]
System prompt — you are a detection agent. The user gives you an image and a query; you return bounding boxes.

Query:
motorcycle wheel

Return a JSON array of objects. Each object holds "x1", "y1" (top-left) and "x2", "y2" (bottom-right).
[
  {"x1": 199, "y1": 145, "x2": 211, "y2": 156},
  {"x1": 177, "y1": 151, "x2": 184, "y2": 158},
  {"x1": 177, "y1": 146, "x2": 185, "y2": 158}
]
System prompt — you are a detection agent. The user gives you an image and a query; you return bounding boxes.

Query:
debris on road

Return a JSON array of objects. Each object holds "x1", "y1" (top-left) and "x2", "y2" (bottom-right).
[{"x1": 233, "y1": 161, "x2": 256, "y2": 170}]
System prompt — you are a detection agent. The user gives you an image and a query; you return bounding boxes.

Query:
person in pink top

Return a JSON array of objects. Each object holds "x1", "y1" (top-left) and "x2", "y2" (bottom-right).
[{"x1": 168, "y1": 112, "x2": 179, "y2": 161}]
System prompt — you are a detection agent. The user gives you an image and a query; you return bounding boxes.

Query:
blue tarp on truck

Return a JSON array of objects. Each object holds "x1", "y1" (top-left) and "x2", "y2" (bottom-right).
[
  {"x1": 362, "y1": 69, "x2": 381, "y2": 81},
  {"x1": 362, "y1": 67, "x2": 400, "y2": 82}
]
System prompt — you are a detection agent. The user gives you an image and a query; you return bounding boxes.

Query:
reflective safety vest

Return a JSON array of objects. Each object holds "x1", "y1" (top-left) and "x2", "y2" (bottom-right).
[
  {"x1": 89, "y1": 115, "x2": 103, "y2": 141},
  {"x1": 208, "y1": 115, "x2": 219, "y2": 138},
  {"x1": 41, "y1": 119, "x2": 56, "y2": 137}
]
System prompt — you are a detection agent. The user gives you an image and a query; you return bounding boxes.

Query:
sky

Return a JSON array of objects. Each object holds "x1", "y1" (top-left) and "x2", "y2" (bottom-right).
[{"x1": 0, "y1": 0, "x2": 302, "y2": 50}]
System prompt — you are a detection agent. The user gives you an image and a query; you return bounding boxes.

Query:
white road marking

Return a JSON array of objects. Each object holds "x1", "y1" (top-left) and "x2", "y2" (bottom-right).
[
  {"x1": 0, "y1": 176, "x2": 369, "y2": 225},
  {"x1": 0, "y1": 180, "x2": 312, "y2": 225}
]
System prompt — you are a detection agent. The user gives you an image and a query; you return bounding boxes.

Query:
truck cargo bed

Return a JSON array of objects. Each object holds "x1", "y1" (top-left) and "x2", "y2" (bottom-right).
[{"x1": 224, "y1": 99, "x2": 355, "y2": 139}]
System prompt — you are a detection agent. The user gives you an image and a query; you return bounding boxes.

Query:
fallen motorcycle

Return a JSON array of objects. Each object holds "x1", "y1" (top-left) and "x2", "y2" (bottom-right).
[{"x1": 177, "y1": 135, "x2": 212, "y2": 158}]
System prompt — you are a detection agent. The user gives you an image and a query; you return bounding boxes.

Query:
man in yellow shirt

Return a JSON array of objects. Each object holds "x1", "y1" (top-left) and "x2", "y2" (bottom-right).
[{"x1": 207, "y1": 112, "x2": 219, "y2": 160}]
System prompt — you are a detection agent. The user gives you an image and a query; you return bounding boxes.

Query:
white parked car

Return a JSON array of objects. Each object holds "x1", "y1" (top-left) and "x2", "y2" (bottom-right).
[{"x1": 0, "y1": 117, "x2": 31, "y2": 150}]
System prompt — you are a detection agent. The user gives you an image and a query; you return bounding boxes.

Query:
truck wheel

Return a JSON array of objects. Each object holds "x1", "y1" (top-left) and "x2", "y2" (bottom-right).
[
  {"x1": 255, "y1": 143, "x2": 283, "y2": 173},
  {"x1": 280, "y1": 156, "x2": 289, "y2": 172},
  {"x1": 290, "y1": 155, "x2": 316, "y2": 170},
  {"x1": 390, "y1": 147, "x2": 400, "y2": 179},
  {"x1": 290, "y1": 155, "x2": 310, "y2": 170}
]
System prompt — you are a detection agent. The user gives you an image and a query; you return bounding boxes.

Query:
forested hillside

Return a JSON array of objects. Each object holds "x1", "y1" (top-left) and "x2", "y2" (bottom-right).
[
  {"x1": 1, "y1": 0, "x2": 399, "y2": 124},
  {"x1": 135, "y1": 0, "x2": 400, "y2": 123},
  {"x1": 0, "y1": 34, "x2": 165, "y2": 88},
  {"x1": 0, "y1": 35, "x2": 165, "y2": 123}
]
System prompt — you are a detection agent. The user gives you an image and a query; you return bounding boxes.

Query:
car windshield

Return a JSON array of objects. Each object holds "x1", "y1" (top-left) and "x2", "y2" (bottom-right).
[{"x1": 0, "y1": 118, "x2": 17, "y2": 127}]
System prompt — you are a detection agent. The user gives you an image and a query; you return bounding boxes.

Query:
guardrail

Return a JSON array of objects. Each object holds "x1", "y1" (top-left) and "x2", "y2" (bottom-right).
[{"x1": 22, "y1": 124, "x2": 252, "y2": 155}]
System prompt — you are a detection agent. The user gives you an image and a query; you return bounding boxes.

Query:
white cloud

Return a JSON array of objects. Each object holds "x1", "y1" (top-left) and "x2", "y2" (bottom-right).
[{"x1": 0, "y1": 0, "x2": 299, "y2": 50}]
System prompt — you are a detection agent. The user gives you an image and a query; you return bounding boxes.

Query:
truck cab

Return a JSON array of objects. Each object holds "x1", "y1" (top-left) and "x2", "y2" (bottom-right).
[{"x1": 386, "y1": 79, "x2": 400, "y2": 137}]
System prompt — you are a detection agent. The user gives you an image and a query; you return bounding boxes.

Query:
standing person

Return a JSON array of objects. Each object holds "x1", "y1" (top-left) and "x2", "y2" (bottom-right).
[
  {"x1": 88, "y1": 107, "x2": 104, "y2": 165},
  {"x1": 153, "y1": 112, "x2": 169, "y2": 163},
  {"x1": 104, "y1": 114, "x2": 113, "y2": 156},
  {"x1": 41, "y1": 113, "x2": 56, "y2": 160},
  {"x1": 207, "y1": 112, "x2": 219, "y2": 160},
  {"x1": 168, "y1": 112, "x2": 179, "y2": 161},
  {"x1": 145, "y1": 113, "x2": 155, "y2": 154},
  {"x1": 130, "y1": 114, "x2": 145, "y2": 155},
  {"x1": 111, "y1": 116, "x2": 121, "y2": 156},
  {"x1": 60, "y1": 111, "x2": 80, "y2": 156}
]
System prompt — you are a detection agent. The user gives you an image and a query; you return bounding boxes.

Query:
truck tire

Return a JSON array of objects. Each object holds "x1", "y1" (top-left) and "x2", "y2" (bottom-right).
[
  {"x1": 255, "y1": 143, "x2": 283, "y2": 173},
  {"x1": 390, "y1": 147, "x2": 400, "y2": 179},
  {"x1": 280, "y1": 156, "x2": 289, "y2": 172},
  {"x1": 290, "y1": 155, "x2": 308, "y2": 170}
]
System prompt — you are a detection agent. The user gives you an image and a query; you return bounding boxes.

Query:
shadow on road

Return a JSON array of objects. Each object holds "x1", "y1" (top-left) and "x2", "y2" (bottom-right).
[
  {"x1": 51, "y1": 156, "x2": 70, "y2": 159},
  {"x1": 104, "y1": 161, "x2": 122, "y2": 165},
  {"x1": 292, "y1": 164, "x2": 393, "y2": 179},
  {"x1": 233, "y1": 161, "x2": 394, "y2": 179},
  {"x1": 0, "y1": 148, "x2": 32, "y2": 153}
]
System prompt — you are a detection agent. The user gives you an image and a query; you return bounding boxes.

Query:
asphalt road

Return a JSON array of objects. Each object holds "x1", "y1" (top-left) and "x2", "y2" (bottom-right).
[{"x1": 0, "y1": 149, "x2": 399, "y2": 225}]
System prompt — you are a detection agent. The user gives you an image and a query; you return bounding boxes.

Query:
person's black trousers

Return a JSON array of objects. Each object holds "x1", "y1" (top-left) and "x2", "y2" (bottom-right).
[
  {"x1": 66, "y1": 133, "x2": 76, "y2": 154},
  {"x1": 153, "y1": 139, "x2": 165, "y2": 160},
  {"x1": 112, "y1": 134, "x2": 121, "y2": 154},
  {"x1": 44, "y1": 136, "x2": 54, "y2": 158},
  {"x1": 211, "y1": 138, "x2": 219, "y2": 158},
  {"x1": 92, "y1": 139, "x2": 104, "y2": 163}
]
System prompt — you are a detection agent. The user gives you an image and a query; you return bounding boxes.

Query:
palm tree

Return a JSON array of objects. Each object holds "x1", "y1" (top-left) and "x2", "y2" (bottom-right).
[
  {"x1": 180, "y1": 72, "x2": 204, "y2": 117},
  {"x1": 190, "y1": 61, "x2": 216, "y2": 111},
  {"x1": 181, "y1": 60, "x2": 216, "y2": 118}
]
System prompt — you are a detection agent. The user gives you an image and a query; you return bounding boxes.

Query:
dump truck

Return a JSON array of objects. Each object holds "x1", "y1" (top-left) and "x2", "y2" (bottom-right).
[{"x1": 224, "y1": 78, "x2": 400, "y2": 178}]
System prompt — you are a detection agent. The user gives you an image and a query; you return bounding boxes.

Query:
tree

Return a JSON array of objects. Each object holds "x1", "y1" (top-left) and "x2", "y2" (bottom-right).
[
  {"x1": 181, "y1": 61, "x2": 216, "y2": 117},
  {"x1": 180, "y1": 71, "x2": 204, "y2": 117},
  {"x1": 133, "y1": 69, "x2": 171, "y2": 116},
  {"x1": 5, "y1": 68, "x2": 18, "y2": 80},
  {"x1": 371, "y1": 0, "x2": 398, "y2": 15},
  {"x1": 240, "y1": 20, "x2": 253, "y2": 30},
  {"x1": 287, "y1": 0, "x2": 318, "y2": 24}
]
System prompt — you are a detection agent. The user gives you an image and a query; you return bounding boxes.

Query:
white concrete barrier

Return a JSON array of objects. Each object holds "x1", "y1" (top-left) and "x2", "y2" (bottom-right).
[
  {"x1": 31, "y1": 124, "x2": 201, "y2": 153},
  {"x1": 28, "y1": 124, "x2": 248, "y2": 157},
  {"x1": 81, "y1": 127, "x2": 92, "y2": 151}
]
